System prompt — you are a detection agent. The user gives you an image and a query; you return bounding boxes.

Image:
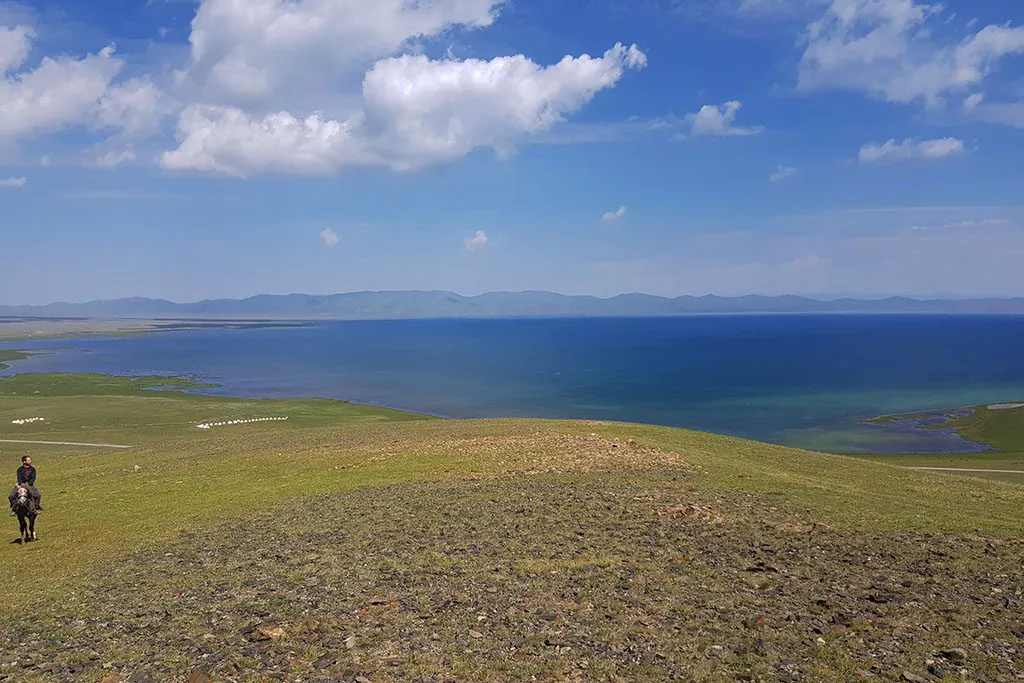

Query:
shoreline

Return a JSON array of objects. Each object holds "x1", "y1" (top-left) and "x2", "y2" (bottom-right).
[
  {"x1": 861, "y1": 413, "x2": 994, "y2": 454},
  {"x1": 0, "y1": 317, "x2": 315, "y2": 342},
  {"x1": 0, "y1": 349, "x2": 31, "y2": 371},
  {"x1": 860, "y1": 403, "x2": 1024, "y2": 455}
]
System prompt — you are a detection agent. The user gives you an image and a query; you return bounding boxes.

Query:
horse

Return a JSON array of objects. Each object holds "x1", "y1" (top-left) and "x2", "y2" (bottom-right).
[{"x1": 12, "y1": 484, "x2": 38, "y2": 544}]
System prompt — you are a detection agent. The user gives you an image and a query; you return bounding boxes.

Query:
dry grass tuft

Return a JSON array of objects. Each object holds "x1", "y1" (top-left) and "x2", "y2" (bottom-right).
[{"x1": 656, "y1": 503, "x2": 728, "y2": 525}]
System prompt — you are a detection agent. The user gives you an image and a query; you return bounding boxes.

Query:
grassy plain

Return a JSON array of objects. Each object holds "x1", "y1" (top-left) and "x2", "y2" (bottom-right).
[{"x1": 0, "y1": 374, "x2": 1022, "y2": 681}]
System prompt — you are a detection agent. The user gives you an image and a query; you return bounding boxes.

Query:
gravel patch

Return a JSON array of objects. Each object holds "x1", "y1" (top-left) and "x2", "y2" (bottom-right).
[{"x1": 1, "y1": 471, "x2": 1021, "y2": 682}]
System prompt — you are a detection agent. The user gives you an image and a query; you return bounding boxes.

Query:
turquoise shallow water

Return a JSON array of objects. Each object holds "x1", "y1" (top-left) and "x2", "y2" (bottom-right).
[{"x1": 3, "y1": 315, "x2": 1024, "y2": 454}]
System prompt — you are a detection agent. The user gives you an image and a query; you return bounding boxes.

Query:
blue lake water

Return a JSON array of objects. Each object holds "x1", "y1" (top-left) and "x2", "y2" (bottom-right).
[{"x1": 4, "y1": 315, "x2": 1024, "y2": 454}]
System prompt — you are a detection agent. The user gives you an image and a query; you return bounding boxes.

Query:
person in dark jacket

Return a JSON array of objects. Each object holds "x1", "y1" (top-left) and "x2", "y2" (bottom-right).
[{"x1": 9, "y1": 456, "x2": 42, "y2": 514}]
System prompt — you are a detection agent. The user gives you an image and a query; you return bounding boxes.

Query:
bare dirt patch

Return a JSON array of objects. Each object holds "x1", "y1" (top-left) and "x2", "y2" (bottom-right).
[{"x1": 353, "y1": 432, "x2": 685, "y2": 475}]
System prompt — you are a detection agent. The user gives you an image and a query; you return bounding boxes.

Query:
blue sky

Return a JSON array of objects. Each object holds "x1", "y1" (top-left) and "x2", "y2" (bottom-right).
[{"x1": 1, "y1": 0, "x2": 1023, "y2": 305}]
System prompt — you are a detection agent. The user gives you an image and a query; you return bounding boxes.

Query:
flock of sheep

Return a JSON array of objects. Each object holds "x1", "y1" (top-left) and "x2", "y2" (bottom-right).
[
  {"x1": 10, "y1": 417, "x2": 45, "y2": 426},
  {"x1": 9, "y1": 415, "x2": 289, "y2": 431},
  {"x1": 196, "y1": 417, "x2": 289, "y2": 430}
]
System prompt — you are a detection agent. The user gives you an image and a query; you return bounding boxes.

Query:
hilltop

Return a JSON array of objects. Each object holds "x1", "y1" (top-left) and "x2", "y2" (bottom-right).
[
  {"x1": 4, "y1": 291, "x2": 1024, "y2": 321},
  {"x1": 0, "y1": 375, "x2": 1021, "y2": 682}
]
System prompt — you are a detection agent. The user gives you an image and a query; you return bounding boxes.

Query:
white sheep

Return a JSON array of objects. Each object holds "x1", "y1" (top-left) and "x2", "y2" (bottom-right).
[{"x1": 195, "y1": 416, "x2": 288, "y2": 430}]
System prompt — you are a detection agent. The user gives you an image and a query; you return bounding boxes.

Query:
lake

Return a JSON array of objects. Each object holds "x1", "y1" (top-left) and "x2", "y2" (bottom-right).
[{"x1": 4, "y1": 315, "x2": 1024, "y2": 454}]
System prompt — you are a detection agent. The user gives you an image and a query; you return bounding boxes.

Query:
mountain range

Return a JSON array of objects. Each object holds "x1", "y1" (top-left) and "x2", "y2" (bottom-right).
[{"x1": 2, "y1": 291, "x2": 1024, "y2": 320}]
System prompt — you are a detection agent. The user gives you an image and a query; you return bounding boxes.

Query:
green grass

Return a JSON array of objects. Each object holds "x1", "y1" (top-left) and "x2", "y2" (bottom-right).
[
  {"x1": 0, "y1": 372, "x2": 214, "y2": 396},
  {"x1": 953, "y1": 403, "x2": 1024, "y2": 452},
  {"x1": 856, "y1": 403, "x2": 1024, "y2": 477},
  {"x1": 0, "y1": 372, "x2": 430, "y2": 445},
  {"x1": 0, "y1": 349, "x2": 30, "y2": 370},
  {"x1": 625, "y1": 424, "x2": 1023, "y2": 531},
  {"x1": 2, "y1": 373, "x2": 1023, "y2": 617}
]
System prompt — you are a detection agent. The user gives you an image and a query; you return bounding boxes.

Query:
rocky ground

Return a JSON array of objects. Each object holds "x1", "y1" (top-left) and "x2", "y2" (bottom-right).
[{"x1": 1, "y1": 468, "x2": 1022, "y2": 682}]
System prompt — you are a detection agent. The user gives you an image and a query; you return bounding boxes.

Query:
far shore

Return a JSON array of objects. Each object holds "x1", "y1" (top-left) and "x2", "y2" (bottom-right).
[{"x1": 0, "y1": 317, "x2": 313, "y2": 341}]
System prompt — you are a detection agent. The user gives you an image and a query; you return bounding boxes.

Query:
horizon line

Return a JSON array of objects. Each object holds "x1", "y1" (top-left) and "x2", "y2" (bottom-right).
[{"x1": 4, "y1": 290, "x2": 1024, "y2": 309}]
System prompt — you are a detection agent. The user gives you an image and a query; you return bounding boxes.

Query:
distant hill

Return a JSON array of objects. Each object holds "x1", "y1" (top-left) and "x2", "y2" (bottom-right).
[{"x1": 2, "y1": 291, "x2": 1024, "y2": 320}]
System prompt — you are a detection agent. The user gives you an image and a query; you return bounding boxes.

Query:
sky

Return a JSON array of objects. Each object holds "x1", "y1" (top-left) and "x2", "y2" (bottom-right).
[{"x1": 1, "y1": 0, "x2": 1023, "y2": 305}]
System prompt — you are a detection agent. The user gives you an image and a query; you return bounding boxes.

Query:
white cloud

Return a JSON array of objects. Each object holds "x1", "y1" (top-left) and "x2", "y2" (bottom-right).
[
  {"x1": 602, "y1": 206, "x2": 627, "y2": 221},
  {"x1": 161, "y1": 107, "x2": 366, "y2": 176},
  {"x1": 968, "y1": 101, "x2": 1024, "y2": 129},
  {"x1": 93, "y1": 147, "x2": 137, "y2": 169},
  {"x1": 685, "y1": 100, "x2": 763, "y2": 137},
  {"x1": 0, "y1": 176, "x2": 26, "y2": 187},
  {"x1": 0, "y1": 25, "x2": 32, "y2": 73},
  {"x1": 362, "y1": 45, "x2": 645, "y2": 160},
  {"x1": 798, "y1": 0, "x2": 1024, "y2": 108},
  {"x1": 162, "y1": 44, "x2": 647, "y2": 176},
  {"x1": 0, "y1": 25, "x2": 170, "y2": 145},
  {"x1": 939, "y1": 218, "x2": 1008, "y2": 229},
  {"x1": 770, "y1": 165, "x2": 798, "y2": 182},
  {"x1": 464, "y1": 230, "x2": 489, "y2": 252},
  {"x1": 97, "y1": 79, "x2": 171, "y2": 137},
  {"x1": 183, "y1": 0, "x2": 503, "y2": 106},
  {"x1": 1, "y1": 44, "x2": 120, "y2": 140},
  {"x1": 858, "y1": 137, "x2": 966, "y2": 163},
  {"x1": 963, "y1": 93, "x2": 984, "y2": 111},
  {"x1": 5, "y1": 3, "x2": 646, "y2": 173},
  {"x1": 320, "y1": 228, "x2": 340, "y2": 248}
]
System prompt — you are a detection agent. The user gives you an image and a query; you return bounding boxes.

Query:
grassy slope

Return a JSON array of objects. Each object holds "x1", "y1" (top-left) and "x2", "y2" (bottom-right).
[
  {"x1": 1, "y1": 374, "x2": 1023, "y2": 681},
  {"x1": 2, "y1": 374, "x2": 1022, "y2": 610},
  {"x1": 857, "y1": 404, "x2": 1024, "y2": 475}
]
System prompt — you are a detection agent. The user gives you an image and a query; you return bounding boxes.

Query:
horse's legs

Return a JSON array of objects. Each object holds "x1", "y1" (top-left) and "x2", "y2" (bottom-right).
[
  {"x1": 18, "y1": 515, "x2": 27, "y2": 543},
  {"x1": 30, "y1": 514, "x2": 36, "y2": 541}
]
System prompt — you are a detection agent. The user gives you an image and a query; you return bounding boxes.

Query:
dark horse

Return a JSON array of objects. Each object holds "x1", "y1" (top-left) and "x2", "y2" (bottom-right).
[{"x1": 12, "y1": 484, "x2": 38, "y2": 544}]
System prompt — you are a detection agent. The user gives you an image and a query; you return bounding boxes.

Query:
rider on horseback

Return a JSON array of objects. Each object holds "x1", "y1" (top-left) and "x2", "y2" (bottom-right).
[{"x1": 9, "y1": 456, "x2": 42, "y2": 515}]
